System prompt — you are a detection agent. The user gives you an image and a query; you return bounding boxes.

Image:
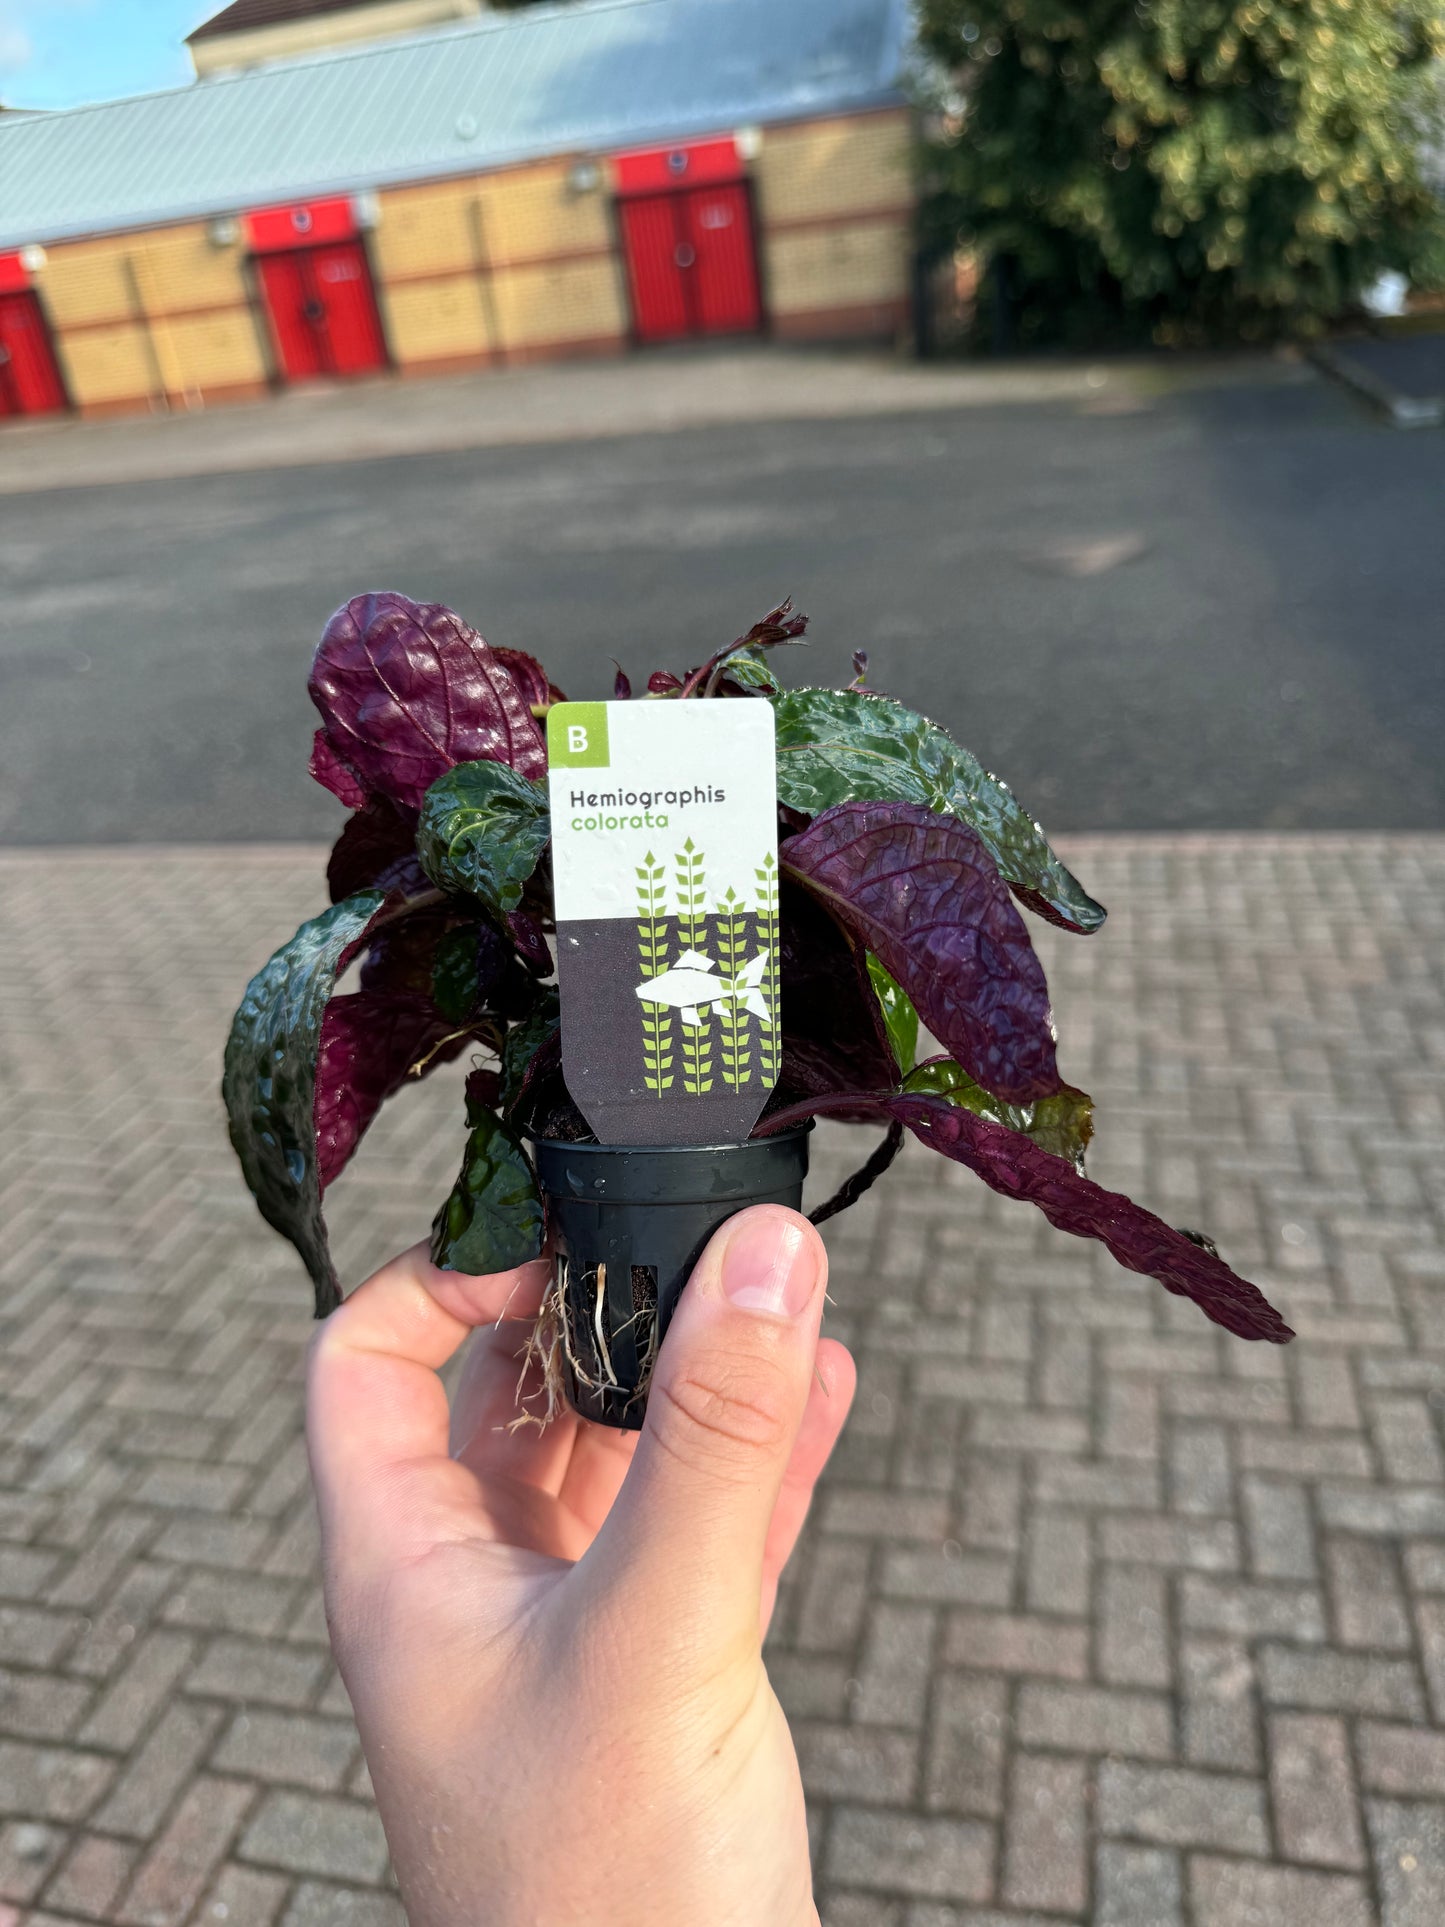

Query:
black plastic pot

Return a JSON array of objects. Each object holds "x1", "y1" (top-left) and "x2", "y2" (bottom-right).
[{"x1": 531, "y1": 1126, "x2": 812, "y2": 1430}]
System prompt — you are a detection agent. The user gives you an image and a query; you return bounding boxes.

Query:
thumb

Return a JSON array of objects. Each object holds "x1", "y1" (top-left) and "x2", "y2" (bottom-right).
[{"x1": 588, "y1": 1204, "x2": 828, "y2": 1657}]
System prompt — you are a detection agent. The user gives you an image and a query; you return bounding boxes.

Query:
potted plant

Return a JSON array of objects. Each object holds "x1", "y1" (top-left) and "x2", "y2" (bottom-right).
[{"x1": 224, "y1": 592, "x2": 1290, "y2": 1428}]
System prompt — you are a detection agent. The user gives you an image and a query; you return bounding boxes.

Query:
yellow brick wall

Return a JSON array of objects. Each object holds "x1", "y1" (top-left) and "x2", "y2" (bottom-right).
[
  {"x1": 375, "y1": 165, "x2": 626, "y2": 364},
  {"x1": 159, "y1": 309, "x2": 270, "y2": 391},
  {"x1": 51, "y1": 325, "x2": 157, "y2": 407},
  {"x1": 492, "y1": 257, "x2": 625, "y2": 350},
  {"x1": 379, "y1": 273, "x2": 494, "y2": 363},
  {"x1": 375, "y1": 163, "x2": 613, "y2": 281},
  {"x1": 755, "y1": 111, "x2": 912, "y2": 228},
  {"x1": 764, "y1": 217, "x2": 909, "y2": 318},
  {"x1": 41, "y1": 227, "x2": 252, "y2": 326},
  {"x1": 39, "y1": 225, "x2": 266, "y2": 407}
]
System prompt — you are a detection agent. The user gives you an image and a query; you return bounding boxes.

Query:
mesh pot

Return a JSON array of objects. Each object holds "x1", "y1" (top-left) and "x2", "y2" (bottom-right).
[{"x1": 531, "y1": 1126, "x2": 812, "y2": 1430}]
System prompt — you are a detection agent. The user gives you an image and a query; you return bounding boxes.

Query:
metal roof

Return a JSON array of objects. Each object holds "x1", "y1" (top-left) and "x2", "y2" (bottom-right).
[{"x1": 0, "y1": 0, "x2": 910, "y2": 251}]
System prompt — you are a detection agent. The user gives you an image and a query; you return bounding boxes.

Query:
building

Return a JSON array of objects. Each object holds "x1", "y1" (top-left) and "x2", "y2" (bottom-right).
[
  {"x1": 186, "y1": 0, "x2": 487, "y2": 79},
  {"x1": 0, "y1": 0, "x2": 913, "y2": 423}
]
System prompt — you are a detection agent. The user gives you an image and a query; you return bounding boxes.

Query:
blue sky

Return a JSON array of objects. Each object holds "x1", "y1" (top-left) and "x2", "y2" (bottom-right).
[{"x1": 0, "y1": 1, "x2": 212, "y2": 109}]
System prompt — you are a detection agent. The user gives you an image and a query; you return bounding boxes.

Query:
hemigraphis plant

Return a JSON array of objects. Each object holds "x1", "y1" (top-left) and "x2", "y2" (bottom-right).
[{"x1": 224, "y1": 591, "x2": 1292, "y2": 1347}]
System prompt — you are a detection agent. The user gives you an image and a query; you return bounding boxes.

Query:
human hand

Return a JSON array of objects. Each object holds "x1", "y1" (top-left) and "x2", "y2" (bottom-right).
[{"x1": 306, "y1": 1204, "x2": 856, "y2": 1927}]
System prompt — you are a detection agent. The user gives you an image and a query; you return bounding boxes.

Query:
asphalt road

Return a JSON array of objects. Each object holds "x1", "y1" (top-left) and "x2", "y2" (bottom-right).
[{"x1": 4, "y1": 373, "x2": 1443, "y2": 843}]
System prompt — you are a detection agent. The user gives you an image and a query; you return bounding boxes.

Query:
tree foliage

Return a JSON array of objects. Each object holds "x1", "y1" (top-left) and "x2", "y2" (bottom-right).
[{"x1": 918, "y1": 0, "x2": 1445, "y2": 344}]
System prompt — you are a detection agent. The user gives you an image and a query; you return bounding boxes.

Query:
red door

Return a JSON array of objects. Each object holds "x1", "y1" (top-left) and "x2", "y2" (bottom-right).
[
  {"x1": 620, "y1": 184, "x2": 761, "y2": 343},
  {"x1": 683, "y1": 183, "x2": 760, "y2": 334},
  {"x1": 257, "y1": 240, "x2": 386, "y2": 383},
  {"x1": 0, "y1": 290, "x2": 67, "y2": 417}
]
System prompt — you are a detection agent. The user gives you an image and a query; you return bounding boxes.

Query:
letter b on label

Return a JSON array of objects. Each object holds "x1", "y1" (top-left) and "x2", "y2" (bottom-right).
[{"x1": 547, "y1": 702, "x2": 610, "y2": 769}]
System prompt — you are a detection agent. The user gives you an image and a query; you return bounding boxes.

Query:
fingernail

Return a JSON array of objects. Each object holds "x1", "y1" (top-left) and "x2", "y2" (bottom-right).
[{"x1": 721, "y1": 1213, "x2": 816, "y2": 1317}]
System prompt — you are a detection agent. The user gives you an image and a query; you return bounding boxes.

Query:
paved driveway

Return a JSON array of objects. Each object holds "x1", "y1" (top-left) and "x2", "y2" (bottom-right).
[
  {"x1": 3, "y1": 837, "x2": 1444, "y2": 1925},
  {"x1": 2, "y1": 357, "x2": 1444, "y2": 847}
]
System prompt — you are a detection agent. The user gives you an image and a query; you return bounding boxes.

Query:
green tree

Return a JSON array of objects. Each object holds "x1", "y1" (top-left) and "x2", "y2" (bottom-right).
[{"x1": 918, "y1": 0, "x2": 1445, "y2": 345}]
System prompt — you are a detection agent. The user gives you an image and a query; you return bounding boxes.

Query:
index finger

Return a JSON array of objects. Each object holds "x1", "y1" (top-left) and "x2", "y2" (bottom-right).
[{"x1": 306, "y1": 1241, "x2": 549, "y2": 1579}]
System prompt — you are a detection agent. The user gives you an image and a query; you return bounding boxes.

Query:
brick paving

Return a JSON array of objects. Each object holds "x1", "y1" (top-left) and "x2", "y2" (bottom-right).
[{"x1": 1, "y1": 835, "x2": 1443, "y2": 1925}]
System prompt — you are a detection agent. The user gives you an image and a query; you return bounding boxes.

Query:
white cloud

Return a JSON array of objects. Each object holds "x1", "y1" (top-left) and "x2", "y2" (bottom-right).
[{"x1": 0, "y1": 25, "x2": 33, "y2": 74}]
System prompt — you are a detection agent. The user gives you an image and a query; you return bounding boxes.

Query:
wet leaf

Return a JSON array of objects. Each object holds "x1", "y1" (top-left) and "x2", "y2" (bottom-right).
[
  {"x1": 762, "y1": 1091, "x2": 1292, "y2": 1343},
  {"x1": 417, "y1": 760, "x2": 550, "y2": 918},
  {"x1": 431, "y1": 1108, "x2": 545, "y2": 1276},
  {"x1": 309, "y1": 592, "x2": 546, "y2": 811},
  {"x1": 903, "y1": 1055, "x2": 1094, "y2": 1170},
  {"x1": 867, "y1": 955, "x2": 919, "y2": 1074},
  {"x1": 781, "y1": 800, "x2": 1061, "y2": 1103},
  {"x1": 222, "y1": 891, "x2": 382, "y2": 1317},
  {"x1": 771, "y1": 687, "x2": 1105, "y2": 935}
]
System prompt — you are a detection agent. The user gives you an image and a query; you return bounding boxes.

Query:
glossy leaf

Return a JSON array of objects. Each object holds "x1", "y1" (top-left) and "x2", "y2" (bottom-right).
[
  {"x1": 762, "y1": 1091, "x2": 1292, "y2": 1343},
  {"x1": 781, "y1": 800, "x2": 1060, "y2": 1102},
  {"x1": 396, "y1": 914, "x2": 533, "y2": 1027},
  {"x1": 772, "y1": 687, "x2": 1105, "y2": 935},
  {"x1": 431, "y1": 1107, "x2": 545, "y2": 1277},
  {"x1": 492, "y1": 646, "x2": 564, "y2": 712},
  {"x1": 308, "y1": 592, "x2": 546, "y2": 812},
  {"x1": 416, "y1": 760, "x2": 550, "y2": 917},
  {"x1": 867, "y1": 955, "x2": 919, "y2": 1074},
  {"x1": 506, "y1": 907, "x2": 554, "y2": 978},
  {"x1": 310, "y1": 730, "x2": 368, "y2": 810},
  {"x1": 223, "y1": 891, "x2": 382, "y2": 1317},
  {"x1": 903, "y1": 1054, "x2": 1094, "y2": 1170}
]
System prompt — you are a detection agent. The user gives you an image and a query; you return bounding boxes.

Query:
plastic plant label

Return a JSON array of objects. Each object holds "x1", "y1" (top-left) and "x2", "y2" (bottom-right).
[{"x1": 547, "y1": 700, "x2": 781, "y2": 1145}]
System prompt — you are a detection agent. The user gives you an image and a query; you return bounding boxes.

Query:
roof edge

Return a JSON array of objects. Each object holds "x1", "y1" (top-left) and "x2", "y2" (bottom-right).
[{"x1": 0, "y1": 92, "x2": 909, "y2": 254}]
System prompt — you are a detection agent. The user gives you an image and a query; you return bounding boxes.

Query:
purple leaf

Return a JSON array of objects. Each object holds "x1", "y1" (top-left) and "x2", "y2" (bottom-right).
[
  {"x1": 506, "y1": 907, "x2": 553, "y2": 977},
  {"x1": 326, "y1": 796, "x2": 426, "y2": 903},
  {"x1": 647, "y1": 670, "x2": 683, "y2": 693},
  {"x1": 309, "y1": 729, "x2": 368, "y2": 810},
  {"x1": 492, "y1": 646, "x2": 564, "y2": 712},
  {"x1": 781, "y1": 800, "x2": 1060, "y2": 1103},
  {"x1": 777, "y1": 878, "x2": 897, "y2": 1106},
  {"x1": 308, "y1": 593, "x2": 546, "y2": 811},
  {"x1": 613, "y1": 662, "x2": 633, "y2": 700},
  {"x1": 761, "y1": 1091, "x2": 1292, "y2": 1344},
  {"x1": 315, "y1": 991, "x2": 468, "y2": 1193}
]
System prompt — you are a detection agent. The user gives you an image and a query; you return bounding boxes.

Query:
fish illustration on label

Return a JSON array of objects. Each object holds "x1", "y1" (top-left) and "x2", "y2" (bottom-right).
[
  {"x1": 635, "y1": 949, "x2": 772, "y2": 1028},
  {"x1": 547, "y1": 700, "x2": 781, "y2": 1145}
]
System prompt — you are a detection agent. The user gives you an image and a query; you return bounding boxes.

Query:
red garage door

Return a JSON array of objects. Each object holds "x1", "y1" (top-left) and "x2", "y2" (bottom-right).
[
  {"x1": 0, "y1": 289, "x2": 67, "y2": 418},
  {"x1": 621, "y1": 184, "x2": 761, "y2": 343},
  {"x1": 257, "y1": 240, "x2": 387, "y2": 382}
]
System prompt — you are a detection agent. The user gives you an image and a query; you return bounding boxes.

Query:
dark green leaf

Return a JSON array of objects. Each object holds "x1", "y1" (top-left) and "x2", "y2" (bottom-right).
[
  {"x1": 771, "y1": 687, "x2": 1105, "y2": 935},
  {"x1": 499, "y1": 988, "x2": 560, "y2": 1115},
  {"x1": 866, "y1": 954, "x2": 919, "y2": 1074},
  {"x1": 431, "y1": 1109, "x2": 545, "y2": 1276},
  {"x1": 222, "y1": 891, "x2": 383, "y2": 1317},
  {"x1": 903, "y1": 1055, "x2": 1095, "y2": 1171},
  {"x1": 417, "y1": 760, "x2": 550, "y2": 917},
  {"x1": 432, "y1": 924, "x2": 485, "y2": 1024}
]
